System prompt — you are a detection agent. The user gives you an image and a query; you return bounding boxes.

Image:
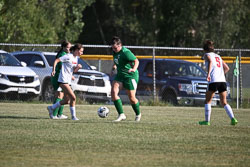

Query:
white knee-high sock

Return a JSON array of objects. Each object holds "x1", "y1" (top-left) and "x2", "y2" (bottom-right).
[
  {"x1": 205, "y1": 104, "x2": 211, "y2": 122},
  {"x1": 70, "y1": 106, "x2": 76, "y2": 117},
  {"x1": 52, "y1": 101, "x2": 61, "y2": 110},
  {"x1": 224, "y1": 104, "x2": 234, "y2": 119}
]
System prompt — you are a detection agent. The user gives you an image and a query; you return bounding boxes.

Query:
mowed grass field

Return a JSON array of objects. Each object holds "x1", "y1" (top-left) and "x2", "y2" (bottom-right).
[{"x1": 0, "y1": 103, "x2": 249, "y2": 167}]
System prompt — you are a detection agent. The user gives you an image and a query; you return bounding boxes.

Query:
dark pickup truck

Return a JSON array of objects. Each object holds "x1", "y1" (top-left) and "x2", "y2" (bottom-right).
[{"x1": 117, "y1": 58, "x2": 230, "y2": 106}]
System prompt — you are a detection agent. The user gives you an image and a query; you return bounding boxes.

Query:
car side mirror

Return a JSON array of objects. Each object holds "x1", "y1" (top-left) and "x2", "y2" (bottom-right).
[
  {"x1": 34, "y1": 61, "x2": 44, "y2": 67},
  {"x1": 90, "y1": 65, "x2": 97, "y2": 70},
  {"x1": 21, "y1": 61, "x2": 27, "y2": 67}
]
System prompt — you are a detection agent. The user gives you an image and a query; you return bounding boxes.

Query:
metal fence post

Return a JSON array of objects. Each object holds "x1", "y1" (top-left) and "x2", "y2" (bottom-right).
[
  {"x1": 98, "y1": 59, "x2": 101, "y2": 71},
  {"x1": 236, "y1": 55, "x2": 239, "y2": 109},
  {"x1": 239, "y1": 50, "x2": 242, "y2": 108},
  {"x1": 153, "y1": 47, "x2": 156, "y2": 102}
]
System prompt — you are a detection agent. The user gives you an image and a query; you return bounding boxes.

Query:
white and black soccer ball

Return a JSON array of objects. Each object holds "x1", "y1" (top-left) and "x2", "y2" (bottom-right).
[{"x1": 97, "y1": 106, "x2": 110, "y2": 118}]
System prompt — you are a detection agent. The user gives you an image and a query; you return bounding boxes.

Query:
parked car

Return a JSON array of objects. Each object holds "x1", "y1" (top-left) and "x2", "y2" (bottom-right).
[
  {"x1": 115, "y1": 58, "x2": 230, "y2": 106},
  {"x1": 0, "y1": 50, "x2": 40, "y2": 100},
  {"x1": 11, "y1": 51, "x2": 111, "y2": 103}
]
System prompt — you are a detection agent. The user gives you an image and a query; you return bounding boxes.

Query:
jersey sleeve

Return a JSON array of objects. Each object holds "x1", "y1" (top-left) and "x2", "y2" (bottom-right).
[
  {"x1": 56, "y1": 51, "x2": 66, "y2": 59},
  {"x1": 124, "y1": 50, "x2": 136, "y2": 61},
  {"x1": 59, "y1": 54, "x2": 70, "y2": 62},
  {"x1": 204, "y1": 52, "x2": 209, "y2": 58}
]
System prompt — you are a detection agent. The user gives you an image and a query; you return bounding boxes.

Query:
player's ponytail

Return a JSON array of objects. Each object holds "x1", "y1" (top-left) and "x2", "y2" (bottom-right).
[{"x1": 56, "y1": 40, "x2": 71, "y2": 58}]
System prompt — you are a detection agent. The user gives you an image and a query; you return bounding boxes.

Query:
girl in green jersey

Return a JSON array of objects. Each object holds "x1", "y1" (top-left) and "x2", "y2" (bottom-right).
[{"x1": 110, "y1": 36, "x2": 141, "y2": 122}]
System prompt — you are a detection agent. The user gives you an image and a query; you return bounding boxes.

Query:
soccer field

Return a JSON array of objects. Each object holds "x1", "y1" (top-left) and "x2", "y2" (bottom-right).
[{"x1": 0, "y1": 103, "x2": 249, "y2": 167}]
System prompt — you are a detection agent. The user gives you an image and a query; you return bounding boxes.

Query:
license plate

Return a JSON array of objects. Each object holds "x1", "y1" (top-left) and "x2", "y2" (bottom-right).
[
  {"x1": 18, "y1": 88, "x2": 28, "y2": 94},
  {"x1": 87, "y1": 87, "x2": 97, "y2": 92},
  {"x1": 211, "y1": 100, "x2": 217, "y2": 106}
]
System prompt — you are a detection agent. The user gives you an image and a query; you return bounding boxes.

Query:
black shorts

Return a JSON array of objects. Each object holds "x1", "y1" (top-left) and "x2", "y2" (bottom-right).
[{"x1": 208, "y1": 82, "x2": 227, "y2": 93}]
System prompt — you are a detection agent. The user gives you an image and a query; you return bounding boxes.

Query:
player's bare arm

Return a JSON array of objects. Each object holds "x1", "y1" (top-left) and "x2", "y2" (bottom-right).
[
  {"x1": 222, "y1": 61, "x2": 230, "y2": 74},
  {"x1": 128, "y1": 58, "x2": 139, "y2": 73},
  {"x1": 51, "y1": 58, "x2": 61, "y2": 76},
  {"x1": 74, "y1": 64, "x2": 82, "y2": 73},
  {"x1": 206, "y1": 55, "x2": 212, "y2": 82}
]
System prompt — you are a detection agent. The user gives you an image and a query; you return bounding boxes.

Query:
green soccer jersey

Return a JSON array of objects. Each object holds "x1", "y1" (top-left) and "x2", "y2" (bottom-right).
[
  {"x1": 55, "y1": 51, "x2": 67, "y2": 75},
  {"x1": 113, "y1": 46, "x2": 138, "y2": 78}
]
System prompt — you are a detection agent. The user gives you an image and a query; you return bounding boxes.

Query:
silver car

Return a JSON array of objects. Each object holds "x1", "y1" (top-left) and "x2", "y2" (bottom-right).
[{"x1": 0, "y1": 50, "x2": 40, "y2": 100}]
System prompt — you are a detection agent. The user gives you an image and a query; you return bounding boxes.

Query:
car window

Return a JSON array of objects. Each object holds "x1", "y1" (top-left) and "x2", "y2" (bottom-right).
[
  {"x1": 188, "y1": 64, "x2": 205, "y2": 77},
  {"x1": 160, "y1": 62, "x2": 179, "y2": 76},
  {"x1": 30, "y1": 55, "x2": 44, "y2": 67},
  {"x1": 13, "y1": 54, "x2": 33, "y2": 66},
  {"x1": 0, "y1": 53, "x2": 22, "y2": 66},
  {"x1": 14, "y1": 54, "x2": 45, "y2": 67},
  {"x1": 143, "y1": 63, "x2": 153, "y2": 77},
  {"x1": 176, "y1": 64, "x2": 188, "y2": 76},
  {"x1": 159, "y1": 61, "x2": 205, "y2": 77},
  {"x1": 44, "y1": 54, "x2": 56, "y2": 66}
]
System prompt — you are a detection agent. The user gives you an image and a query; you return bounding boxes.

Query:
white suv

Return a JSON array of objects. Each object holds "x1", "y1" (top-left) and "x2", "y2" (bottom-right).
[
  {"x1": 0, "y1": 50, "x2": 40, "y2": 100},
  {"x1": 11, "y1": 51, "x2": 111, "y2": 103}
]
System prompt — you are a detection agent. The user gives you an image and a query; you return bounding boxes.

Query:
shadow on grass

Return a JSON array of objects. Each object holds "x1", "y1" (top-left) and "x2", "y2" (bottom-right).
[
  {"x1": 0, "y1": 115, "x2": 48, "y2": 119},
  {"x1": 0, "y1": 116, "x2": 150, "y2": 125}
]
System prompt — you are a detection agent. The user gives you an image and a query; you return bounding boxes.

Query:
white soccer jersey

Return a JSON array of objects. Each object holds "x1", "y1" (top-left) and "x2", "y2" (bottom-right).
[
  {"x1": 205, "y1": 52, "x2": 226, "y2": 83},
  {"x1": 58, "y1": 53, "x2": 78, "y2": 84}
]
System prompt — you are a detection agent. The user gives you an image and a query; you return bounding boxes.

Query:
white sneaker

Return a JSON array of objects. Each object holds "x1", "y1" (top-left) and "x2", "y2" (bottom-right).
[
  {"x1": 58, "y1": 114, "x2": 68, "y2": 119},
  {"x1": 135, "y1": 113, "x2": 141, "y2": 122},
  {"x1": 51, "y1": 116, "x2": 59, "y2": 119},
  {"x1": 47, "y1": 106, "x2": 54, "y2": 119},
  {"x1": 72, "y1": 116, "x2": 79, "y2": 121},
  {"x1": 113, "y1": 113, "x2": 126, "y2": 122}
]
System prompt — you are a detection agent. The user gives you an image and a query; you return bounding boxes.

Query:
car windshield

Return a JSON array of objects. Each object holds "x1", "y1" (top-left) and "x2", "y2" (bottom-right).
[
  {"x1": 0, "y1": 53, "x2": 22, "y2": 66},
  {"x1": 44, "y1": 54, "x2": 91, "y2": 70},
  {"x1": 159, "y1": 61, "x2": 206, "y2": 77},
  {"x1": 78, "y1": 58, "x2": 92, "y2": 70}
]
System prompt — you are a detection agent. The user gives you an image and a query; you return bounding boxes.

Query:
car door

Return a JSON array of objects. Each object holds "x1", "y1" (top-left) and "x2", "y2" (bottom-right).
[
  {"x1": 137, "y1": 62, "x2": 154, "y2": 96},
  {"x1": 137, "y1": 61, "x2": 165, "y2": 98}
]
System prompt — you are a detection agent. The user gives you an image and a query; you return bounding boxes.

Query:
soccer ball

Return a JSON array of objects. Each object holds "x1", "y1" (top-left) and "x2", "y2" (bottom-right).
[{"x1": 97, "y1": 106, "x2": 109, "y2": 118}]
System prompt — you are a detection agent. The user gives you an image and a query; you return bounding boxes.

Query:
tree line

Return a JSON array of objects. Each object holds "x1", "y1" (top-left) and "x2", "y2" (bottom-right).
[{"x1": 0, "y1": 0, "x2": 249, "y2": 49}]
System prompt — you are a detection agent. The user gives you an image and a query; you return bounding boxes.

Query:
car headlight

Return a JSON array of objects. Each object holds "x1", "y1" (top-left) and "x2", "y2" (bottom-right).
[
  {"x1": 178, "y1": 83, "x2": 193, "y2": 94},
  {"x1": 103, "y1": 74, "x2": 110, "y2": 81},
  {"x1": 34, "y1": 75, "x2": 39, "y2": 81},
  {"x1": 0, "y1": 73, "x2": 8, "y2": 80}
]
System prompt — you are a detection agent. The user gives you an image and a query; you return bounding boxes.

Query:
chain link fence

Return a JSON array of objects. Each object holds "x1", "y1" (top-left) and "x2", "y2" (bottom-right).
[{"x1": 1, "y1": 43, "x2": 250, "y2": 108}]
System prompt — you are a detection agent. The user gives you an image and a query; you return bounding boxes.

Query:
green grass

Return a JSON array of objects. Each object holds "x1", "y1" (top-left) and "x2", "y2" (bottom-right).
[
  {"x1": 0, "y1": 103, "x2": 249, "y2": 167},
  {"x1": 230, "y1": 87, "x2": 250, "y2": 108}
]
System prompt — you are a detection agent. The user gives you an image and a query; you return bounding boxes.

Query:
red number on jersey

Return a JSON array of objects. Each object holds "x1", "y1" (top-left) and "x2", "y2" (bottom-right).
[{"x1": 215, "y1": 57, "x2": 221, "y2": 68}]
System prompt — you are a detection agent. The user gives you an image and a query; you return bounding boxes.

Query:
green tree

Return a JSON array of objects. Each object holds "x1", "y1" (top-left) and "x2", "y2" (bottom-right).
[
  {"x1": 235, "y1": 0, "x2": 250, "y2": 49},
  {"x1": 63, "y1": 0, "x2": 94, "y2": 43},
  {"x1": 80, "y1": 0, "x2": 249, "y2": 49},
  {"x1": 80, "y1": 0, "x2": 160, "y2": 46},
  {"x1": 0, "y1": 0, "x2": 249, "y2": 48},
  {"x1": 0, "y1": 0, "x2": 94, "y2": 44},
  {"x1": 157, "y1": 0, "x2": 249, "y2": 48}
]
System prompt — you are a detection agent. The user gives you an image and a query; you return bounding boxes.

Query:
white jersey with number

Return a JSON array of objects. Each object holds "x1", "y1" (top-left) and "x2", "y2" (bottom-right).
[
  {"x1": 58, "y1": 53, "x2": 78, "y2": 84},
  {"x1": 205, "y1": 52, "x2": 226, "y2": 83}
]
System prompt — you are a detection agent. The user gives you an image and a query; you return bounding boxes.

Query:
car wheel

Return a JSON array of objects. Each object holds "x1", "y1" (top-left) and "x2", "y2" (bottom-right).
[
  {"x1": 42, "y1": 80, "x2": 54, "y2": 102},
  {"x1": 162, "y1": 92, "x2": 177, "y2": 105}
]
